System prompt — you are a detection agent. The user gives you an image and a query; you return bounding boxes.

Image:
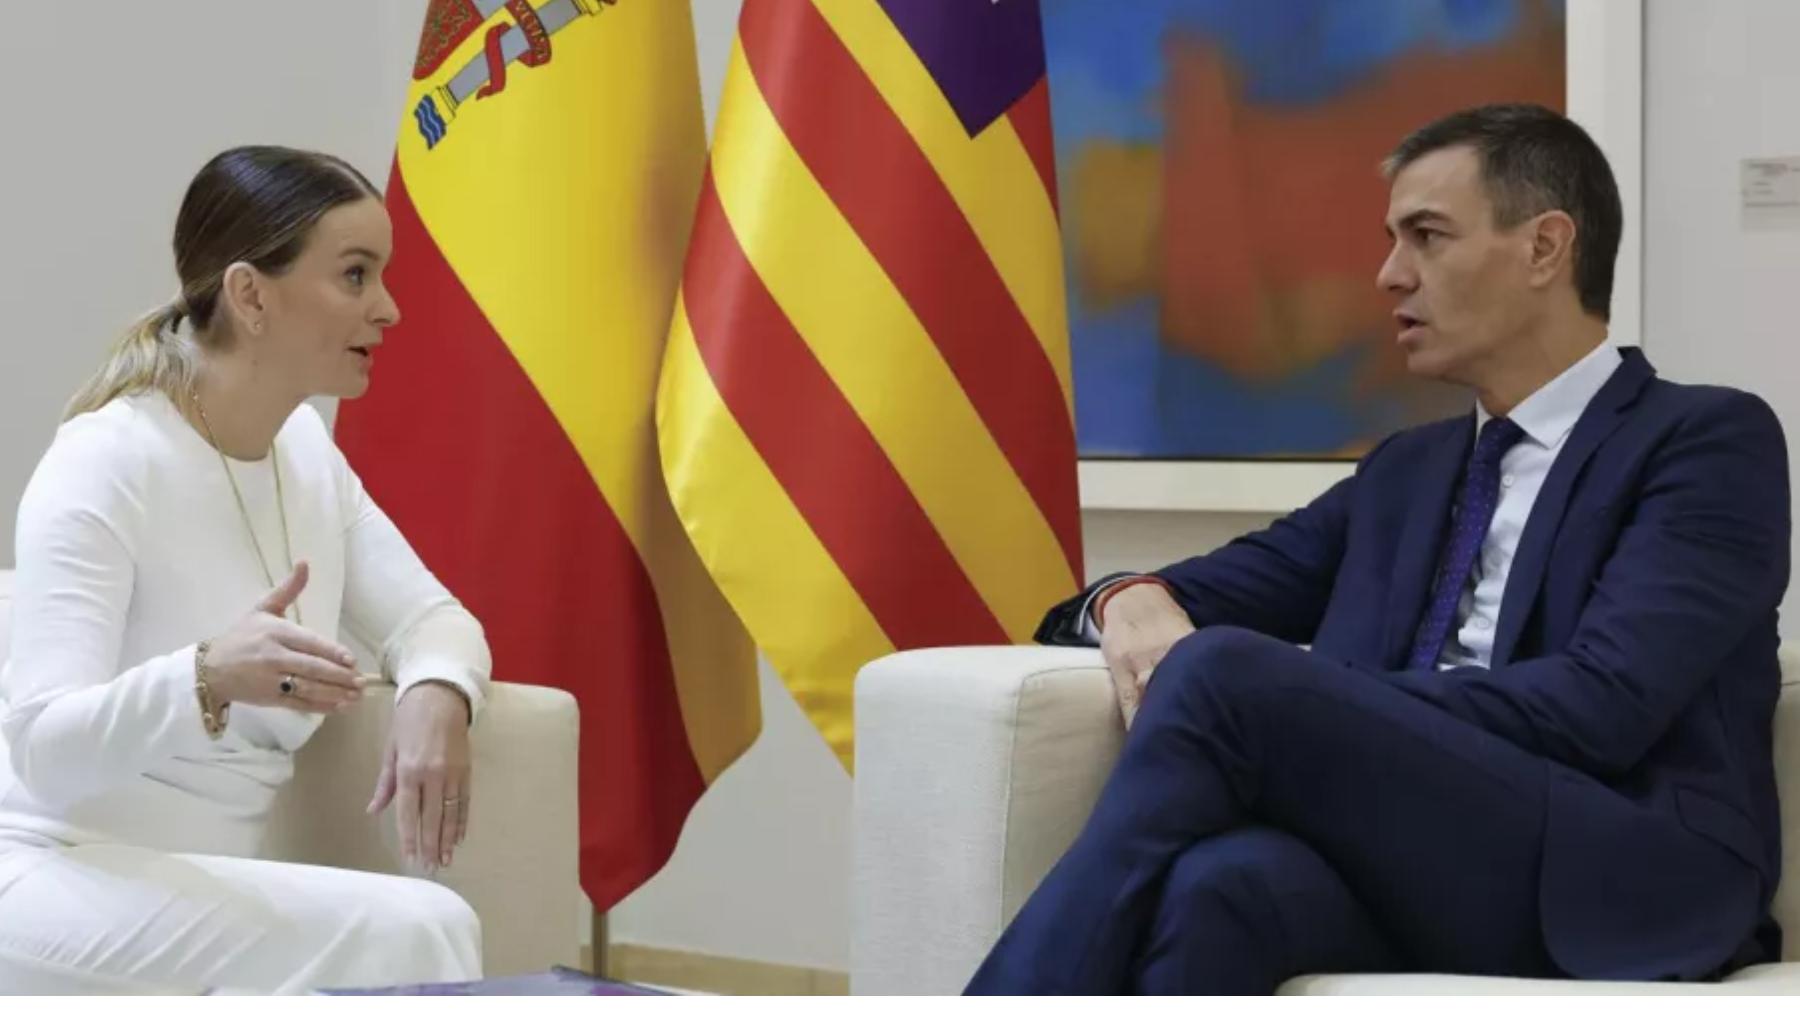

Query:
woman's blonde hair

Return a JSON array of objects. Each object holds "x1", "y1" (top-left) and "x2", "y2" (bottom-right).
[{"x1": 65, "y1": 145, "x2": 380, "y2": 420}]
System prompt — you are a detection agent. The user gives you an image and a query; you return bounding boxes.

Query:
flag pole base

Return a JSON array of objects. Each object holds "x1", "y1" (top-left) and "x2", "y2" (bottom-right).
[{"x1": 591, "y1": 907, "x2": 610, "y2": 977}]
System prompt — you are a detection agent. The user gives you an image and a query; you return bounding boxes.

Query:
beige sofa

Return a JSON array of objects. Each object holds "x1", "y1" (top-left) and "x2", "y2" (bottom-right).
[
  {"x1": 0, "y1": 570, "x2": 581, "y2": 984},
  {"x1": 851, "y1": 644, "x2": 1800, "y2": 994}
]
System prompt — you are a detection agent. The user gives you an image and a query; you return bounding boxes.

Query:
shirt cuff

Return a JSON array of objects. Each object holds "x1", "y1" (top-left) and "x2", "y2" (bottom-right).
[
  {"x1": 394, "y1": 666, "x2": 486, "y2": 727},
  {"x1": 1077, "y1": 575, "x2": 1138, "y2": 646},
  {"x1": 162, "y1": 643, "x2": 221, "y2": 752}
]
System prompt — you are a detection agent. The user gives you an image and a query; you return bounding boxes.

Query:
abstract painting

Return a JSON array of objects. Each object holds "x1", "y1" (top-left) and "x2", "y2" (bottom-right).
[{"x1": 1045, "y1": 0, "x2": 1565, "y2": 458}]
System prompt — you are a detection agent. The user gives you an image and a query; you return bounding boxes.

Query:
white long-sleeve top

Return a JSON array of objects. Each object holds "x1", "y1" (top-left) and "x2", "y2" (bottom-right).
[{"x1": 0, "y1": 392, "x2": 489, "y2": 858}]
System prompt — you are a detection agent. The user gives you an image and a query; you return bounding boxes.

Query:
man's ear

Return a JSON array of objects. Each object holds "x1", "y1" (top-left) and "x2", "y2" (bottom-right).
[{"x1": 1526, "y1": 210, "x2": 1577, "y2": 291}]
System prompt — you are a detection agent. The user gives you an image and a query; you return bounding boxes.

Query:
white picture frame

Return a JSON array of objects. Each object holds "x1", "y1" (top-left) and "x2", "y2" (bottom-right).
[{"x1": 1079, "y1": 0, "x2": 1643, "y2": 514}]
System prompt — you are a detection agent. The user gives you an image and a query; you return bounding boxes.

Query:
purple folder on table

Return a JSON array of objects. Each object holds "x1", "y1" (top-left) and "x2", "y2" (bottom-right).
[{"x1": 318, "y1": 965, "x2": 668, "y2": 996}]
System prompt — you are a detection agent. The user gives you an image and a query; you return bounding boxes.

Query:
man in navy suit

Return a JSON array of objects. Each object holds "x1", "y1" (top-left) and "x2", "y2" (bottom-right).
[{"x1": 966, "y1": 104, "x2": 1790, "y2": 994}]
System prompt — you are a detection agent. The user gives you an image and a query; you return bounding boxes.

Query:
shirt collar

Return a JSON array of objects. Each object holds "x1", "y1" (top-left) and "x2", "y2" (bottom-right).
[{"x1": 1474, "y1": 341, "x2": 1624, "y2": 450}]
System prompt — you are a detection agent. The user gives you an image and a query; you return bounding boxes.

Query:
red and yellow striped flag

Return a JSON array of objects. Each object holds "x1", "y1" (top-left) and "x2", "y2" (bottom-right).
[
  {"x1": 657, "y1": 0, "x2": 1082, "y2": 767},
  {"x1": 335, "y1": 0, "x2": 759, "y2": 910}
]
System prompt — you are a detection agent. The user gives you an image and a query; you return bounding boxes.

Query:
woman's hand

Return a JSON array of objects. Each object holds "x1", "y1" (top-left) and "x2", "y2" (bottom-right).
[
  {"x1": 203, "y1": 562, "x2": 364, "y2": 713},
  {"x1": 367, "y1": 681, "x2": 472, "y2": 871}
]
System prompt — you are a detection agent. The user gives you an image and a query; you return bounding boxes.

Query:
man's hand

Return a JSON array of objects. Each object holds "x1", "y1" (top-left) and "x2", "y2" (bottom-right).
[{"x1": 1097, "y1": 582, "x2": 1195, "y2": 727}]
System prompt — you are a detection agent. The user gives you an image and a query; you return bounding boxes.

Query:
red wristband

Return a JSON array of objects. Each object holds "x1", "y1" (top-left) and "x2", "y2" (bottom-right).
[{"x1": 1092, "y1": 576, "x2": 1173, "y2": 632}]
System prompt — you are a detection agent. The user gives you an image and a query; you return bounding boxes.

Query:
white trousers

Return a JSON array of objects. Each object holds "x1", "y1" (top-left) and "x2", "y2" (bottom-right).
[{"x1": 0, "y1": 842, "x2": 481, "y2": 994}]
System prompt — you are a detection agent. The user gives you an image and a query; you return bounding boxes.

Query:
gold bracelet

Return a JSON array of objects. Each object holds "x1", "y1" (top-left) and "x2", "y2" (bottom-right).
[{"x1": 194, "y1": 640, "x2": 230, "y2": 740}]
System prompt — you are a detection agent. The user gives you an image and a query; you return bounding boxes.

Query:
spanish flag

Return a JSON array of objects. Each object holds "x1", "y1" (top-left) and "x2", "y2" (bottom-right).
[
  {"x1": 657, "y1": 0, "x2": 1082, "y2": 767},
  {"x1": 335, "y1": 0, "x2": 758, "y2": 911}
]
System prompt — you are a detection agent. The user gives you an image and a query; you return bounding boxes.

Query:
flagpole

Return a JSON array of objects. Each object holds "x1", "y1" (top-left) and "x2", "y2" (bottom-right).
[{"x1": 591, "y1": 908, "x2": 609, "y2": 977}]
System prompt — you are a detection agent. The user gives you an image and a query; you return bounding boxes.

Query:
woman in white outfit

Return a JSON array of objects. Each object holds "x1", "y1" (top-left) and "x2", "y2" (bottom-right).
[{"x1": 0, "y1": 147, "x2": 489, "y2": 993}]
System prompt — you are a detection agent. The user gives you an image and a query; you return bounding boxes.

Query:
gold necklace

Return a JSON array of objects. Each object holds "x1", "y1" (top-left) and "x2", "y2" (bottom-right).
[{"x1": 192, "y1": 393, "x2": 301, "y2": 626}]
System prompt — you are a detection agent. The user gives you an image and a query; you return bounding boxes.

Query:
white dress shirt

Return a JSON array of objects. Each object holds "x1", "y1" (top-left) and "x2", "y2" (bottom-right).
[
  {"x1": 1084, "y1": 341, "x2": 1624, "y2": 670},
  {"x1": 1437, "y1": 341, "x2": 1622, "y2": 668}
]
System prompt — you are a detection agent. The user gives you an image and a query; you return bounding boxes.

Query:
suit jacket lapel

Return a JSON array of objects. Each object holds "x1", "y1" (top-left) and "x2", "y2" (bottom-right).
[
  {"x1": 1490, "y1": 348, "x2": 1655, "y2": 665},
  {"x1": 1381, "y1": 413, "x2": 1476, "y2": 667}
]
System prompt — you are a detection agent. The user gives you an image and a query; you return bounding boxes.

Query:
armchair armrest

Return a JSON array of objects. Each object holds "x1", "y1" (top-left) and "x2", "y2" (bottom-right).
[{"x1": 850, "y1": 646, "x2": 1121, "y2": 994}]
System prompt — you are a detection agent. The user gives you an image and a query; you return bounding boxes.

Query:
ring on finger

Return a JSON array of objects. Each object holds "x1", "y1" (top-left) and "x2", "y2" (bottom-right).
[{"x1": 279, "y1": 675, "x2": 298, "y2": 696}]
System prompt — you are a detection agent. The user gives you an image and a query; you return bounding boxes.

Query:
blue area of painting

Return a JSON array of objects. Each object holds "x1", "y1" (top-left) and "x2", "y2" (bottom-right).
[
  {"x1": 1043, "y1": 0, "x2": 1537, "y2": 111},
  {"x1": 1071, "y1": 298, "x2": 1402, "y2": 458}
]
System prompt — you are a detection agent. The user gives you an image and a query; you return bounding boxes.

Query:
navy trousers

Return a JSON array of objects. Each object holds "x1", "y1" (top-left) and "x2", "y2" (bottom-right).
[{"x1": 966, "y1": 626, "x2": 1580, "y2": 994}]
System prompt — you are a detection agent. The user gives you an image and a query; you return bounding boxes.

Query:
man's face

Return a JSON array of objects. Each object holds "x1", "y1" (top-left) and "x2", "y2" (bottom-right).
[{"x1": 1377, "y1": 145, "x2": 1537, "y2": 385}]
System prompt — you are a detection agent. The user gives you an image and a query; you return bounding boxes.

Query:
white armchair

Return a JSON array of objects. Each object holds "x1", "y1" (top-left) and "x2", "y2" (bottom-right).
[
  {"x1": 851, "y1": 645, "x2": 1800, "y2": 995},
  {"x1": 0, "y1": 570, "x2": 580, "y2": 982}
]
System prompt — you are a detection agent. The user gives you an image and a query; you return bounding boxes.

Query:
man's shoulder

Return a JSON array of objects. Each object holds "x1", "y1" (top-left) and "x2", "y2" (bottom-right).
[
  {"x1": 1362, "y1": 375, "x2": 1782, "y2": 464},
  {"x1": 1385, "y1": 412, "x2": 1469, "y2": 445},
  {"x1": 1355, "y1": 412, "x2": 1467, "y2": 474},
  {"x1": 1638, "y1": 374, "x2": 1780, "y2": 431}
]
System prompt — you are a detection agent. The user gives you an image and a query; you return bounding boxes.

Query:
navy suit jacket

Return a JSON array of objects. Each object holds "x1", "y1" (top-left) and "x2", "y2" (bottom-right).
[{"x1": 1041, "y1": 349, "x2": 1790, "y2": 977}]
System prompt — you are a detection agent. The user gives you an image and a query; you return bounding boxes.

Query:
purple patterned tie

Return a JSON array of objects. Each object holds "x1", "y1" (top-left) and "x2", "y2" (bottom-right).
[{"x1": 1407, "y1": 417, "x2": 1527, "y2": 669}]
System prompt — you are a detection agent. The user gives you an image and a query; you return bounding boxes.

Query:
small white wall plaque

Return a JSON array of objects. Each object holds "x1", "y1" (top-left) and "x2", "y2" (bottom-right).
[{"x1": 1742, "y1": 156, "x2": 1800, "y2": 229}]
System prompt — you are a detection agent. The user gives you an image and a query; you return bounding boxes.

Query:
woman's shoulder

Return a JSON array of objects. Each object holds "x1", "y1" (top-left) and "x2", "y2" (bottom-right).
[
  {"x1": 18, "y1": 396, "x2": 167, "y2": 534},
  {"x1": 46, "y1": 395, "x2": 165, "y2": 469}
]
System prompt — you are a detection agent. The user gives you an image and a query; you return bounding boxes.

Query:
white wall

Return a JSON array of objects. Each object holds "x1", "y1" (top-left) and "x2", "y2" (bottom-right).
[{"x1": 1642, "y1": 0, "x2": 1800, "y2": 637}]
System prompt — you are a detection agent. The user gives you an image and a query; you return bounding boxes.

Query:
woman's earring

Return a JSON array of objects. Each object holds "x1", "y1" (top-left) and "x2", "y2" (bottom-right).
[{"x1": 252, "y1": 321, "x2": 263, "y2": 333}]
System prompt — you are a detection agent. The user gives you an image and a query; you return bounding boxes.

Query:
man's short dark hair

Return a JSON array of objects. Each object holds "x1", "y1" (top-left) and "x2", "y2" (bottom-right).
[{"x1": 1385, "y1": 103, "x2": 1623, "y2": 322}]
